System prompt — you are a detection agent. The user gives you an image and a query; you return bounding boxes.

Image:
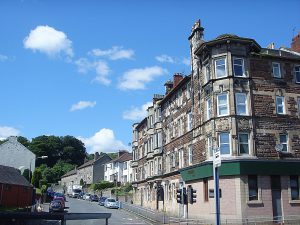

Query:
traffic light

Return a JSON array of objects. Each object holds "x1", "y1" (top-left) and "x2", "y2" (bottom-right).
[
  {"x1": 189, "y1": 187, "x2": 197, "y2": 204},
  {"x1": 176, "y1": 188, "x2": 182, "y2": 203}
]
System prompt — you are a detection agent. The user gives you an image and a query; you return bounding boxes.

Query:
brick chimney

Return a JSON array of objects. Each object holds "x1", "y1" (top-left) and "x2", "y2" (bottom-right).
[
  {"x1": 173, "y1": 73, "x2": 184, "y2": 87},
  {"x1": 291, "y1": 31, "x2": 300, "y2": 53}
]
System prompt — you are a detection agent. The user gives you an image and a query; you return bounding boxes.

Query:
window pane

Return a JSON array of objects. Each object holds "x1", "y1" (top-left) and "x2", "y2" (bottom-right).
[
  {"x1": 248, "y1": 175, "x2": 258, "y2": 201},
  {"x1": 273, "y1": 63, "x2": 281, "y2": 77},
  {"x1": 296, "y1": 66, "x2": 300, "y2": 83},
  {"x1": 234, "y1": 61, "x2": 244, "y2": 76},
  {"x1": 218, "y1": 95, "x2": 227, "y2": 104},
  {"x1": 280, "y1": 135, "x2": 287, "y2": 142},
  {"x1": 236, "y1": 94, "x2": 246, "y2": 104},
  {"x1": 219, "y1": 106, "x2": 228, "y2": 115},
  {"x1": 220, "y1": 133, "x2": 230, "y2": 155},
  {"x1": 216, "y1": 58, "x2": 226, "y2": 78},
  {"x1": 240, "y1": 144, "x2": 249, "y2": 154},
  {"x1": 239, "y1": 134, "x2": 248, "y2": 142}
]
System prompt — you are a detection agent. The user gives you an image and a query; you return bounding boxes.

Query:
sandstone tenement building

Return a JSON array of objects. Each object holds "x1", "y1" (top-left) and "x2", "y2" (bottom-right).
[{"x1": 131, "y1": 20, "x2": 300, "y2": 223}]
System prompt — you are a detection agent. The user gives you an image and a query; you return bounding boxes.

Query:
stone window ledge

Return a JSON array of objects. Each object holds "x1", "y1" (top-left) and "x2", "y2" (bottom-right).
[
  {"x1": 247, "y1": 200, "x2": 263, "y2": 206},
  {"x1": 289, "y1": 200, "x2": 300, "y2": 204}
]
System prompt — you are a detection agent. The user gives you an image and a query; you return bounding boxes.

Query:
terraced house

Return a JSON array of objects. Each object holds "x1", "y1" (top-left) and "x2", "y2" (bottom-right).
[{"x1": 131, "y1": 20, "x2": 300, "y2": 223}]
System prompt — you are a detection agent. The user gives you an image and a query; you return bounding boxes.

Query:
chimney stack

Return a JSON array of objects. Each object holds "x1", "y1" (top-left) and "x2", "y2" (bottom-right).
[
  {"x1": 173, "y1": 73, "x2": 184, "y2": 87},
  {"x1": 94, "y1": 152, "x2": 100, "y2": 161},
  {"x1": 164, "y1": 80, "x2": 173, "y2": 94},
  {"x1": 291, "y1": 31, "x2": 300, "y2": 53}
]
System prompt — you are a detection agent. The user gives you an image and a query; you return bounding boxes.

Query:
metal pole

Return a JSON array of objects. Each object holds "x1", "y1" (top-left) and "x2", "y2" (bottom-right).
[{"x1": 214, "y1": 166, "x2": 220, "y2": 225}]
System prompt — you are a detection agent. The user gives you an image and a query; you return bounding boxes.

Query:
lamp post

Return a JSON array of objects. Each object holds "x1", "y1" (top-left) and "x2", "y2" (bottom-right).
[{"x1": 29, "y1": 155, "x2": 48, "y2": 184}]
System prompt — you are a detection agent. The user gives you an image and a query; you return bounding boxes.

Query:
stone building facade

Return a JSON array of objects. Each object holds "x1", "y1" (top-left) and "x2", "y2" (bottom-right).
[
  {"x1": 61, "y1": 152, "x2": 111, "y2": 189},
  {"x1": 0, "y1": 136, "x2": 36, "y2": 173},
  {"x1": 104, "y1": 150, "x2": 133, "y2": 184},
  {"x1": 131, "y1": 20, "x2": 300, "y2": 223}
]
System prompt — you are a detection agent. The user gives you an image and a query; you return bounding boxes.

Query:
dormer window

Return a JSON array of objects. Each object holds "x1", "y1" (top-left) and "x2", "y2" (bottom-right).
[{"x1": 272, "y1": 62, "x2": 281, "y2": 78}]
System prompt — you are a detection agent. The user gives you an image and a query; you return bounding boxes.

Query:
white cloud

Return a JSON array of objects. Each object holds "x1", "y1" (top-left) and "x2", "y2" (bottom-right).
[
  {"x1": 155, "y1": 54, "x2": 175, "y2": 63},
  {"x1": 78, "y1": 128, "x2": 129, "y2": 153},
  {"x1": 93, "y1": 61, "x2": 111, "y2": 85},
  {"x1": 75, "y1": 58, "x2": 111, "y2": 85},
  {"x1": 89, "y1": 46, "x2": 134, "y2": 60},
  {"x1": 0, "y1": 126, "x2": 21, "y2": 140},
  {"x1": 0, "y1": 54, "x2": 8, "y2": 62},
  {"x1": 23, "y1": 25, "x2": 73, "y2": 57},
  {"x1": 70, "y1": 101, "x2": 96, "y2": 112},
  {"x1": 123, "y1": 102, "x2": 152, "y2": 121},
  {"x1": 118, "y1": 66, "x2": 168, "y2": 90},
  {"x1": 182, "y1": 57, "x2": 190, "y2": 66}
]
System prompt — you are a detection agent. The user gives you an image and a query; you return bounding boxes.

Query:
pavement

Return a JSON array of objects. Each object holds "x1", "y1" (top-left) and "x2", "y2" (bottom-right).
[{"x1": 43, "y1": 197, "x2": 154, "y2": 225}]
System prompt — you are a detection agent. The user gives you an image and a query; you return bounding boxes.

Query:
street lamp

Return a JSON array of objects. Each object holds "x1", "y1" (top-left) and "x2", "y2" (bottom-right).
[{"x1": 29, "y1": 155, "x2": 48, "y2": 184}]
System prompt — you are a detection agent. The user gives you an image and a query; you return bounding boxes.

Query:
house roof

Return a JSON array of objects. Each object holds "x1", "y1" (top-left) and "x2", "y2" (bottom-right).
[
  {"x1": 110, "y1": 152, "x2": 132, "y2": 163},
  {"x1": 0, "y1": 165, "x2": 32, "y2": 187},
  {"x1": 61, "y1": 168, "x2": 76, "y2": 178},
  {"x1": 77, "y1": 153, "x2": 111, "y2": 170}
]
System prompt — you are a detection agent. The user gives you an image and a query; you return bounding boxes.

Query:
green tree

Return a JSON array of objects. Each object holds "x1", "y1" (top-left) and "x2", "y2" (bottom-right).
[
  {"x1": 30, "y1": 135, "x2": 62, "y2": 167},
  {"x1": 22, "y1": 169, "x2": 32, "y2": 182},
  {"x1": 32, "y1": 168, "x2": 42, "y2": 188},
  {"x1": 92, "y1": 181, "x2": 115, "y2": 191},
  {"x1": 61, "y1": 136, "x2": 86, "y2": 166},
  {"x1": 80, "y1": 178, "x2": 84, "y2": 186},
  {"x1": 17, "y1": 136, "x2": 31, "y2": 148}
]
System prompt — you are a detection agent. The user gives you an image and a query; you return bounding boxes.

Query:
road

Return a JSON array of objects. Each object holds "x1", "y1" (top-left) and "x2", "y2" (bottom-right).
[{"x1": 62, "y1": 197, "x2": 151, "y2": 225}]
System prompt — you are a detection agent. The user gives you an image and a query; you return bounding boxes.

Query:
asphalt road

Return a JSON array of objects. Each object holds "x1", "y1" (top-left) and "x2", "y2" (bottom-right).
[{"x1": 63, "y1": 197, "x2": 150, "y2": 225}]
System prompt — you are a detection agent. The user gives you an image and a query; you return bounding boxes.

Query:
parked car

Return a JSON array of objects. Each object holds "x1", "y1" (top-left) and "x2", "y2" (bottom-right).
[
  {"x1": 77, "y1": 192, "x2": 84, "y2": 199},
  {"x1": 89, "y1": 195, "x2": 98, "y2": 202},
  {"x1": 49, "y1": 199, "x2": 64, "y2": 212},
  {"x1": 53, "y1": 192, "x2": 66, "y2": 201},
  {"x1": 83, "y1": 193, "x2": 91, "y2": 200},
  {"x1": 104, "y1": 198, "x2": 119, "y2": 209},
  {"x1": 98, "y1": 197, "x2": 107, "y2": 206}
]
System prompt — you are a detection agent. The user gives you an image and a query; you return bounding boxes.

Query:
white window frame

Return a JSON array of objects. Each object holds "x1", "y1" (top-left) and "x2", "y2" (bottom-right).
[
  {"x1": 208, "y1": 136, "x2": 213, "y2": 158},
  {"x1": 279, "y1": 134, "x2": 288, "y2": 152},
  {"x1": 235, "y1": 93, "x2": 248, "y2": 115},
  {"x1": 207, "y1": 98, "x2": 212, "y2": 120},
  {"x1": 187, "y1": 111, "x2": 193, "y2": 131},
  {"x1": 186, "y1": 82, "x2": 191, "y2": 99},
  {"x1": 205, "y1": 64, "x2": 210, "y2": 83},
  {"x1": 238, "y1": 133, "x2": 249, "y2": 155},
  {"x1": 233, "y1": 57, "x2": 245, "y2": 77},
  {"x1": 298, "y1": 98, "x2": 300, "y2": 115},
  {"x1": 272, "y1": 62, "x2": 281, "y2": 78},
  {"x1": 215, "y1": 57, "x2": 227, "y2": 78},
  {"x1": 295, "y1": 65, "x2": 300, "y2": 83},
  {"x1": 276, "y1": 96, "x2": 285, "y2": 114},
  {"x1": 188, "y1": 146, "x2": 193, "y2": 165},
  {"x1": 217, "y1": 93, "x2": 229, "y2": 116},
  {"x1": 219, "y1": 132, "x2": 231, "y2": 156}
]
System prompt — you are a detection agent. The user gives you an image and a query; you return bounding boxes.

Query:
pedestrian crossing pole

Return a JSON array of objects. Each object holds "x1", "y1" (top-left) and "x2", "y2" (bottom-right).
[{"x1": 213, "y1": 148, "x2": 221, "y2": 225}]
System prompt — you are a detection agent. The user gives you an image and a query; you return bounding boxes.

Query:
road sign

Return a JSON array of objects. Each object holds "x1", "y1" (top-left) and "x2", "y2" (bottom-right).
[{"x1": 213, "y1": 148, "x2": 221, "y2": 168}]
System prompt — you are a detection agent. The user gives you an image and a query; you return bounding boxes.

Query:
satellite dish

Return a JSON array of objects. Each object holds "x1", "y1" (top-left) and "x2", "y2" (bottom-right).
[{"x1": 275, "y1": 144, "x2": 283, "y2": 152}]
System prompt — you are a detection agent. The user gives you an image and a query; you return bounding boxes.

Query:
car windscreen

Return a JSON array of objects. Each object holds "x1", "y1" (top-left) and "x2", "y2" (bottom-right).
[{"x1": 107, "y1": 199, "x2": 116, "y2": 202}]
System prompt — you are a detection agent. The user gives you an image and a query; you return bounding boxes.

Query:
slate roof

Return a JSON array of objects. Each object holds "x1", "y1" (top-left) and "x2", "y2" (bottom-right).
[
  {"x1": 77, "y1": 153, "x2": 111, "y2": 170},
  {"x1": 0, "y1": 165, "x2": 32, "y2": 187},
  {"x1": 111, "y1": 152, "x2": 132, "y2": 163},
  {"x1": 61, "y1": 168, "x2": 76, "y2": 178}
]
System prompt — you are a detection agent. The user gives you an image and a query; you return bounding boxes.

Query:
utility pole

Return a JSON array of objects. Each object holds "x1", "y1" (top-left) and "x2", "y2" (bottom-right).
[{"x1": 213, "y1": 148, "x2": 221, "y2": 225}]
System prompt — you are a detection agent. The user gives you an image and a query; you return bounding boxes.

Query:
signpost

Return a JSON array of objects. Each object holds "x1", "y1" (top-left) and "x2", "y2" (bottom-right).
[{"x1": 213, "y1": 148, "x2": 221, "y2": 225}]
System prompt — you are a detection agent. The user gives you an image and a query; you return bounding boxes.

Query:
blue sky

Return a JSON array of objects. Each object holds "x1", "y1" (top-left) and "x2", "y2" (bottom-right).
[{"x1": 0, "y1": 0, "x2": 299, "y2": 153}]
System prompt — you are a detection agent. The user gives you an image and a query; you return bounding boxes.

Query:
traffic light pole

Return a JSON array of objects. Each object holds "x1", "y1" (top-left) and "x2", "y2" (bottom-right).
[{"x1": 214, "y1": 166, "x2": 220, "y2": 225}]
